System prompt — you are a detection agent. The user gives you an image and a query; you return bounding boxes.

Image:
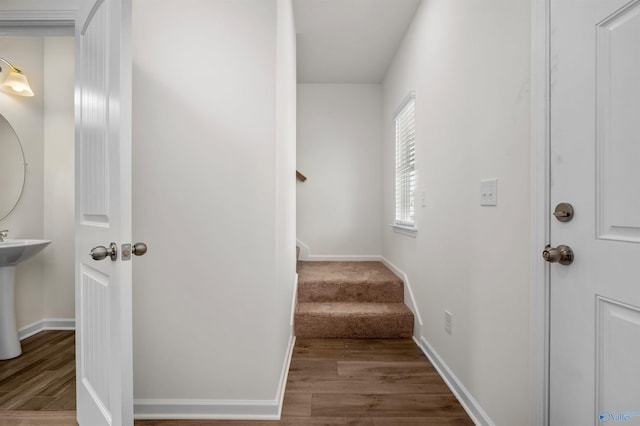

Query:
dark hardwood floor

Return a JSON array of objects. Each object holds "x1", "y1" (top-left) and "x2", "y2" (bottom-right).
[
  {"x1": 0, "y1": 330, "x2": 77, "y2": 425},
  {"x1": 136, "y1": 339, "x2": 474, "y2": 426},
  {"x1": 0, "y1": 332, "x2": 474, "y2": 426}
]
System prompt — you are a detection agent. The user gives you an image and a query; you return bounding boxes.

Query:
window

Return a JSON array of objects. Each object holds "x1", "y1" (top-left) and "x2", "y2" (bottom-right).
[{"x1": 394, "y1": 92, "x2": 416, "y2": 235}]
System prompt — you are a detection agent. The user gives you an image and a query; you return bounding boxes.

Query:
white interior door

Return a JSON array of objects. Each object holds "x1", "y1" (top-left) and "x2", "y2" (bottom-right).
[
  {"x1": 75, "y1": 0, "x2": 133, "y2": 425},
  {"x1": 549, "y1": 0, "x2": 640, "y2": 424}
]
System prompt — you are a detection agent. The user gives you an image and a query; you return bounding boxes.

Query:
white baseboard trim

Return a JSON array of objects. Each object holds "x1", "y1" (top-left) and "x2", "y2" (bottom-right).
[
  {"x1": 19, "y1": 318, "x2": 75, "y2": 340},
  {"x1": 416, "y1": 336, "x2": 495, "y2": 426},
  {"x1": 276, "y1": 335, "x2": 296, "y2": 417},
  {"x1": 133, "y1": 399, "x2": 281, "y2": 420},
  {"x1": 295, "y1": 239, "x2": 381, "y2": 262},
  {"x1": 305, "y1": 254, "x2": 382, "y2": 261},
  {"x1": 380, "y1": 257, "x2": 423, "y2": 336},
  {"x1": 291, "y1": 273, "x2": 298, "y2": 328},
  {"x1": 134, "y1": 335, "x2": 297, "y2": 420},
  {"x1": 296, "y1": 239, "x2": 310, "y2": 260}
]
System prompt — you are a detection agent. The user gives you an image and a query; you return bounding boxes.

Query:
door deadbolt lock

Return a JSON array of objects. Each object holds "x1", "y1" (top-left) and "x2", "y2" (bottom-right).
[
  {"x1": 553, "y1": 203, "x2": 574, "y2": 222},
  {"x1": 542, "y1": 244, "x2": 574, "y2": 265},
  {"x1": 90, "y1": 242, "x2": 118, "y2": 261}
]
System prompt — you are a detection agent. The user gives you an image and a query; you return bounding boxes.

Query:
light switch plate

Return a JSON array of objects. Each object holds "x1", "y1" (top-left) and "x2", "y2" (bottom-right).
[{"x1": 480, "y1": 178, "x2": 498, "y2": 206}]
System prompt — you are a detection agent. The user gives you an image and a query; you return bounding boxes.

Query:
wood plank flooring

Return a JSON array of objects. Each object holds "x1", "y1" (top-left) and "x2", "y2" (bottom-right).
[
  {"x1": 0, "y1": 332, "x2": 474, "y2": 425},
  {"x1": 0, "y1": 330, "x2": 77, "y2": 425},
  {"x1": 137, "y1": 339, "x2": 474, "y2": 425}
]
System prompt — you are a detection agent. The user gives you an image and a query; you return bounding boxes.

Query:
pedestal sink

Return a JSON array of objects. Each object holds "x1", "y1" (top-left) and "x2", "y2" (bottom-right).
[{"x1": 0, "y1": 239, "x2": 51, "y2": 360}]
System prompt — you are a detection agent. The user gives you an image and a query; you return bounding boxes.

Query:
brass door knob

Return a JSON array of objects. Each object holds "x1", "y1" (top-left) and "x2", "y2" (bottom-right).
[{"x1": 542, "y1": 244, "x2": 574, "y2": 265}]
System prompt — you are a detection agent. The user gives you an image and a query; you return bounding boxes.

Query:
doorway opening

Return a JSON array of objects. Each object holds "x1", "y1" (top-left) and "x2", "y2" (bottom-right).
[{"x1": 0, "y1": 20, "x2": 76, "y2": 422}]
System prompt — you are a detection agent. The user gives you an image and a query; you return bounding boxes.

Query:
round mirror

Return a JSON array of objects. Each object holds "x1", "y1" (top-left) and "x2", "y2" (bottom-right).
[{"x1": 0, "y1": 114, "x2": 25, "y2": 221}]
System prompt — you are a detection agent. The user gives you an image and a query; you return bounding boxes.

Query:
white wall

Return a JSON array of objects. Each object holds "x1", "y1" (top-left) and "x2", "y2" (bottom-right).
[
  {"x1": 132, "y1": 0, "x2": 296, "y2": 418},
  {"x1": 43, "y1": 36, "x2": 75, "y2": 321},
  {"x1": 275, "y1": 0, "x2": 297, "y2": 346},
  {"x1": 0, "y1": 38, "x2": 45, "y2": 329},
  {"x1": 297, "y1": 84, "x2": 382, "y2": 256},
  {"x1": 0, "y1": 37, "x2": 75, "y2": 331},
  {"x1": 382, "y1": 1, "x2": 531, "y2": 425}
]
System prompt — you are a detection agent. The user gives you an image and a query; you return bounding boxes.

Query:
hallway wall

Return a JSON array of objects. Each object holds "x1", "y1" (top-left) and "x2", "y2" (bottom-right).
[
  {"x1": 382, "y1": 1, "x2": 531, "y2": 424},
  {"x1": 297, "y1": 84, "x2": 382, "y2": 257},
  {"x1": 132, "y1": 0, "x2": 297, "y2": 418}
]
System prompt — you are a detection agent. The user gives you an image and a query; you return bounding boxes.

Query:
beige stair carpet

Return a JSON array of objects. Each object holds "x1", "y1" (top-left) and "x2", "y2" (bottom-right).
[{"x1": 295, "y1": 261, "x2": 414, "y2": 339}]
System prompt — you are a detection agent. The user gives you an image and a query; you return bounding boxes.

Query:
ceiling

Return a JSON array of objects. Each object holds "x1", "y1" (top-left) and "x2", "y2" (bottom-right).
[{"x1": 293, "y1": 0, "x2": 422, "y2": 84}]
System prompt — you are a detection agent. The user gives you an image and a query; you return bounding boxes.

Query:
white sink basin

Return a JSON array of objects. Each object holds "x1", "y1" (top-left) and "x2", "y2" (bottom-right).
[
  {"x1": 0, "y1": 239, "x2": 51, "y2": 267},
  {"x1": 0, "y1": 239, "x2": 51, "y2": 359}
]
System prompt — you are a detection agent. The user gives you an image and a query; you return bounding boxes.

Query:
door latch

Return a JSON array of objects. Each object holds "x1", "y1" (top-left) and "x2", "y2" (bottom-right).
[{"x1": 121, "y1": 243, "x2": 148, "y2": 261}]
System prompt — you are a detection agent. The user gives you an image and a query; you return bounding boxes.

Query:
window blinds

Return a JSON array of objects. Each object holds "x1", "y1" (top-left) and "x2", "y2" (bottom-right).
[{"x1": 395, "y1": 95, "x2": 416, "y2": 227}]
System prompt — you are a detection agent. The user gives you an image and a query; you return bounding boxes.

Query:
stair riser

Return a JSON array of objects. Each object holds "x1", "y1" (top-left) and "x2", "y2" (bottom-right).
[
  {"x1": 295, "y1": 313, "x2": 413, "y2": 339},
  {"x1": 298, "y1": 281, "x2": 404, "y2": 303}
]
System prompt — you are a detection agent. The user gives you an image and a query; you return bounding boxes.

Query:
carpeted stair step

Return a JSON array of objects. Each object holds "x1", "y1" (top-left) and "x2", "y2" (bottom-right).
[
  {"x1": 297, "y1": 261, "x2": 404, "y2": 303},
  {"x1": 295, "y1": 261, "x2": 414, "y2": 339},
  {"x1": 294, "y1": 302, "x2": 414, "y2": 339}
]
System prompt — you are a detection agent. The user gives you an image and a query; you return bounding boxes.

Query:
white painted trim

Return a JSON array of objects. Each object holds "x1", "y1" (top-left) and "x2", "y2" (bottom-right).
[
  {"x1": 134, "y1": 335, "x2": 297, "y2": 420},
  {"x1": 0, "y1": 25, "x2": 73, "y2": 37},
  {"x1": 304, "y1": 254, "x2": 383, "y2": 261},
  {"x1": 133, "y1": 399, "x2": 281, "y2": 420},
  {"x1": 0, "y1": 5, "x2": 75, "y2": 34},
  {"x1": 19, "y1": 318, "x2": 76, "y2": 340},
  {"x1": 290, "y1": 273, "x2": 298, "y2": 328},
  {"x1": 416, "y1": 336, "x2": 495, "y2": 426},
  {"x1": 380, "y1": 256, "x2": 423, "y2": 336},
  {"x1": 275, "y1": 335, "x2": 296, "y2": 417},
  {"x1": 531, "y1": 0, "x2": 551, "y2": 425},
  {"x1": 391, "y1": 224, "x2": 418, "y2": 237},
  {"x1": 295, "y1": 239, "x2": 381, "y2": 262},
  {"x1": 392, "y1": 90, "x2": 417, "y2": 119},
  {"x1": 0, "y1": 10, "x2": 75, "y2": 21},
  {"x1": 295, "y1": 239, "x2": 310, "y2": 260}
]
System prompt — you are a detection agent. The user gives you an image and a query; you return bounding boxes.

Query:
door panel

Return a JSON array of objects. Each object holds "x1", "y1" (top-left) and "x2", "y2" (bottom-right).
[
  {"x1": 596, "y1": 1, "x2": 640, "y2": 242},
  {"x1": 75, "y1": 0, "x2": 133, "y2": 424},
  {"x1": 550, "y1": 0, "x2": 640, "y2": 425},
  {"x1": 596, "y1": 296, "x2": 640, "y2": 420},
  {"x1": 79, "y1": 266, "x2": 111, "y2": 417}
]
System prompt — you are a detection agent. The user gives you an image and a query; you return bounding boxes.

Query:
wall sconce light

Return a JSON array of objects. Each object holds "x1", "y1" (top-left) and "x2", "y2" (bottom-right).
[{"x1": 0, "y1": 57, "x2": 34, "y2": 97}]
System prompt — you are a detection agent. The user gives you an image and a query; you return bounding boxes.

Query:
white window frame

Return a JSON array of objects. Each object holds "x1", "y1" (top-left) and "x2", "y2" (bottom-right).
[{"x1": 393, "y1": 91, "x2": 417, "y2": 237}]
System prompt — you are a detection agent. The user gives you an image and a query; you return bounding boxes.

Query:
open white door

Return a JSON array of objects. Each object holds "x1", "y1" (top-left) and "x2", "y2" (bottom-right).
[
  {"x1": 549, "y1": 0, "x2": 640, "y2": 424},
  {"x1": 75, "y1": 0, "x2": 133, "y2": 425}
]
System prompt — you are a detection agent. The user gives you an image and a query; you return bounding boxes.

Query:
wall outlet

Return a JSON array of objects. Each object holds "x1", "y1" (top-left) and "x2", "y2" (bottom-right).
[{"x1": 445, "y1": 310, "x2": 453, "y2": 335}]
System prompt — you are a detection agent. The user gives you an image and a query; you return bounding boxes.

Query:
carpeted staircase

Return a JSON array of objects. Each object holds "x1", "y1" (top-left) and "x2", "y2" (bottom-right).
[{"x1": 294, "y1": 261, "x2": 414, "y2": 338}]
